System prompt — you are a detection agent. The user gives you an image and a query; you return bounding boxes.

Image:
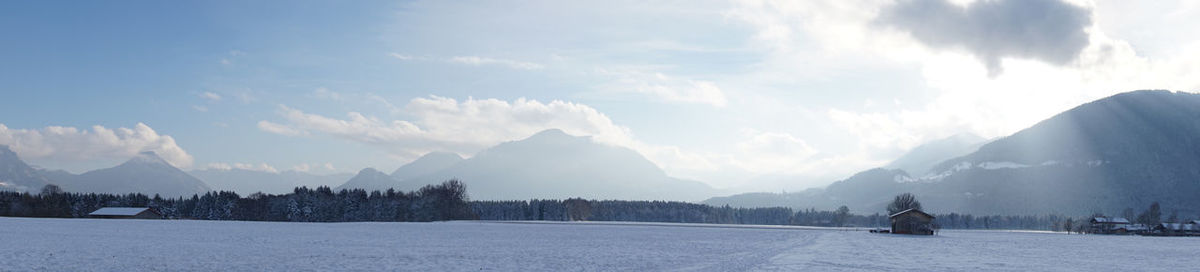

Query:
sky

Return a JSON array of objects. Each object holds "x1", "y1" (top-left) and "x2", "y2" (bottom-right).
[{"x1": 1, "y1": 0, "x2": 1199, "y2": 192}]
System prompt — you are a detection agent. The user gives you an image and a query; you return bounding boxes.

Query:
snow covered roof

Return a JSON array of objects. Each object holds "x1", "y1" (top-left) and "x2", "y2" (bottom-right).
[
  {"x1": 1157, "y1": 223, "x2": 1200, "y2": 231},
  {"x1": 89, "y1": 207, "x2": 153, "y2": 216},
  {"x1": 889, "y1": 208, "x2": 934, "y2": 219},
  {"x1": 1092, "y1": 217, "x2": 1130, "y2": 224}
]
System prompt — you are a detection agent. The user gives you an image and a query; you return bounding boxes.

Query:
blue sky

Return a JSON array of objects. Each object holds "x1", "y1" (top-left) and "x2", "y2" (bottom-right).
[{"x1": 3, "y1": 0, "x2": 1199, "y2": 191}]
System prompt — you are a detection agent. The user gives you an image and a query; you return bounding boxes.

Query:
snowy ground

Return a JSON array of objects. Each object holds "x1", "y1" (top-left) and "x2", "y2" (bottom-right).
[{"x1": 3, "y1": 217, "x2": 1199, "y2": 271}]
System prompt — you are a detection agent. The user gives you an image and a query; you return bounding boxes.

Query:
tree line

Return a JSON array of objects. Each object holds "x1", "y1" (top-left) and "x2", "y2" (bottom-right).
[
  {"x1": 1, "y1": 185, "x2": 1102, "y2": 231},
  {"x1": 0, "y1": 181, "x2": 475, "y2": 222}
]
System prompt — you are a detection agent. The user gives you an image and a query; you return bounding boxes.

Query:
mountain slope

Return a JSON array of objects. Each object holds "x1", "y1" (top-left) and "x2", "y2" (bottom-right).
[
  {"x1": 390, "y1": 152, "x2": 463, "y2": 180},
  {"x1": 190, "y1": 169, "x2": 353, "y2": 195},
  {"x1": 885, "y1": 133, "x2": 987, "y2": 176},
  {"x1": 405, "y1": 129, "x2": 716, "y2": 201},
  {"x1": 57, "y1": 151, "x2": 211, "y2": 197},
  {"x1": 917, "y1": 90, "x2": 1200, "y2": 215},
  {"x1": 0, "y1": 145, "x2": 52, "y2": 192},
  {"x1": 335, "y1": 168, "x2": 401, "y2": 191},
  {"x1": 708, "y1": 90, "x2": 1200, "y2": 216}
]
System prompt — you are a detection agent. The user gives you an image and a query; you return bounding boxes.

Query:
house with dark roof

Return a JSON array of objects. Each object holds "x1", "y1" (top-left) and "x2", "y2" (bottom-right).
[
  {"x1": 889, "y1": 209, "x2": 935, "y2": 235},
  {"x1": 88, "y1": 207, "x2": 162, "y2": 219}
]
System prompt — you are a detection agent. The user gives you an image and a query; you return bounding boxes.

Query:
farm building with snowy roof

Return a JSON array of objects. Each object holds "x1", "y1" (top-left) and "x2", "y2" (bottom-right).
[
  {"x1": 889, "y1": 209, "x2": 935, "y2": 235},
  {"x1": 88, "y1": 207, "x2": 162, "y2": 219},
  {"x1": 1089, "y1": 217, "x2": 1131, "y2": 234}
]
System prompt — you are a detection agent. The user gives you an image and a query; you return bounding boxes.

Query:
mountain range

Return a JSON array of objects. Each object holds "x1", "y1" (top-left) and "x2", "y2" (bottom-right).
[
  {"x1": 707, "y1": 90, "x2": 1200, "y2": 216},
  {"x1": 335, "y1": 129, "x2": 718, "y2": 201},
  {"x1": 44, "y1": 151, "x2": 211, "y2": 197},
  {"x1": 0, "y1": 130, "x2": 717, "y2": 201}
]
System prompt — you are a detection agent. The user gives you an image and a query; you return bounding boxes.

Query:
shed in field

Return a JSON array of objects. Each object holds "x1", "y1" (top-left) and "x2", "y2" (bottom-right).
[
  {"x1": 88, "y1": 207, "x2": 162, "y2": 219},
  {"x1": 889, "y1": 209, "x2": 935, "y2": 235}
]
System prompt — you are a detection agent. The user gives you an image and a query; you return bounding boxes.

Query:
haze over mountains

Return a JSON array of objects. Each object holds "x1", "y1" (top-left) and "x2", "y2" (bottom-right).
[
  {"x1": 336, "y1": 129, "x2": 719, "y2": 201},
  {"x1": 189, "y1": 169, "x2": 352, "y2": 195},
  {"x1": 707, "y1": 90, "x2": 1200, "y2": 216},
  {"x1": 884, "y1": 133, "x2": 988, "y2": 176}
]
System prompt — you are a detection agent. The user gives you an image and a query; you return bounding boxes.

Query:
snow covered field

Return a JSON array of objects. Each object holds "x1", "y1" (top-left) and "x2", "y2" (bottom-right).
[{"x1": 3, "y1": 217, "x2": 1200, "y2": 271}]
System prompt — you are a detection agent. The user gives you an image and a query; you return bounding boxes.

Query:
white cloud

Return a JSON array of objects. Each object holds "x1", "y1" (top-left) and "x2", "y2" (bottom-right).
[
  {"x1": 0, "y1": 123, "x2": 194, "y2": 168},
  {"x1": 311, "y1": 87, "x2": 343, "y2": 101},
  {"x1": 290, "y1": 162, "x2": 337, "y2": 172},
  {"x1": 206, "y1": 162, "x2": 279, "y2": 173},
  {"x1": 388, "y1": 52, "x2": 414, "y2": 60},
  {"x1": 597, "y1": 68, "x2": 729, "y2": 107},
  {"x1": 206, "y1": 163, "x2": 232, "y2": 171},
  {"x1": 200, "y1": 92, "x2": 222, "y2": 102},
  {"x1": 192, "y1": 105, "x2": 209, "y2": 112},
  {"x1": 256, "y1": 121, "x2": 307, "y2": 137},
  {"x1": 448, "y1": 56, "x2": 544, "y2": 70},
  {"x1": 730, "y1": 129, "x2": 819, "y2": 173},
  {"x1": 261, "y1": 96, "x2": 631, "y2": 156}
]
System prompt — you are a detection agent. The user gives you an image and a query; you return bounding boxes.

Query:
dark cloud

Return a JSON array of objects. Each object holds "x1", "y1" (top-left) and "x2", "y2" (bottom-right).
[{"x1": 877, "y1": 0, "x2": 1092, "y2": 76}]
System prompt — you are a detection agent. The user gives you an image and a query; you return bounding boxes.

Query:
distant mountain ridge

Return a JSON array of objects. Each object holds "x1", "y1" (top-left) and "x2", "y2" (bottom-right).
[
  {"x1": 337, "y1": 129, "x2": 717, "y2": 201},
  {"x1": 391, "y1": 152, "x2": 463, "y2": 180},
  {"x1": 885, "y1": 133, "x2": 987, "y2": 176},
  {"x1": 52, "y1": 151, "x2": 211, "y2": 197},
  {"x1": 707, "y1": 90, "x2": 1200, "y2": 216},
  {"x1": 0, "y1": 145, "x2": 52, "y2": 192},
  {"x1": 335, "y1": 168, "x2": 400, "y2": 192}
]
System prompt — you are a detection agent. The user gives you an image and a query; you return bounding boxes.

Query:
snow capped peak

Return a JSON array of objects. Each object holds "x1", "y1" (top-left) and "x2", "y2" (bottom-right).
[
  {"x1": 126, "y1": 151, "x2": 171, "y2": 167},
  {"x1": 522, "y1": 129, "x2": 588, "y2": 144},
  {"x1": 417, "y1": 151, "x2": 464, "y2": 162}
]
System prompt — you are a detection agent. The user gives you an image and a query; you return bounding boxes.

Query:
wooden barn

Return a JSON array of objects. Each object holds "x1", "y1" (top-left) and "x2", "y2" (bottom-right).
[
  {"x1": 889, "y1": 209, "x2": 935, "y2": 235},
  {"x1": 88, "y1": 207, "x2": 162, "y2": 219}
]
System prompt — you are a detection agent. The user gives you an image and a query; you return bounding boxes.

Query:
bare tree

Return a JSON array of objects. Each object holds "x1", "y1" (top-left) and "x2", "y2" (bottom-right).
[
  {"x1": 1121, "y1": 207, "x2": 1135, "y2": 220},
  {"x1": 887, "y1": 193, "x2": 922, "y2": 215},
  {"x1": 834, "y1": 205, "x2": 850, "y2": 227},
  {"x1": 1137, "y1": 202, "x2": 1162, "y2": 225},
  {"x1": 565, "y1": 198, "x2": 592, "y2": 221}
]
